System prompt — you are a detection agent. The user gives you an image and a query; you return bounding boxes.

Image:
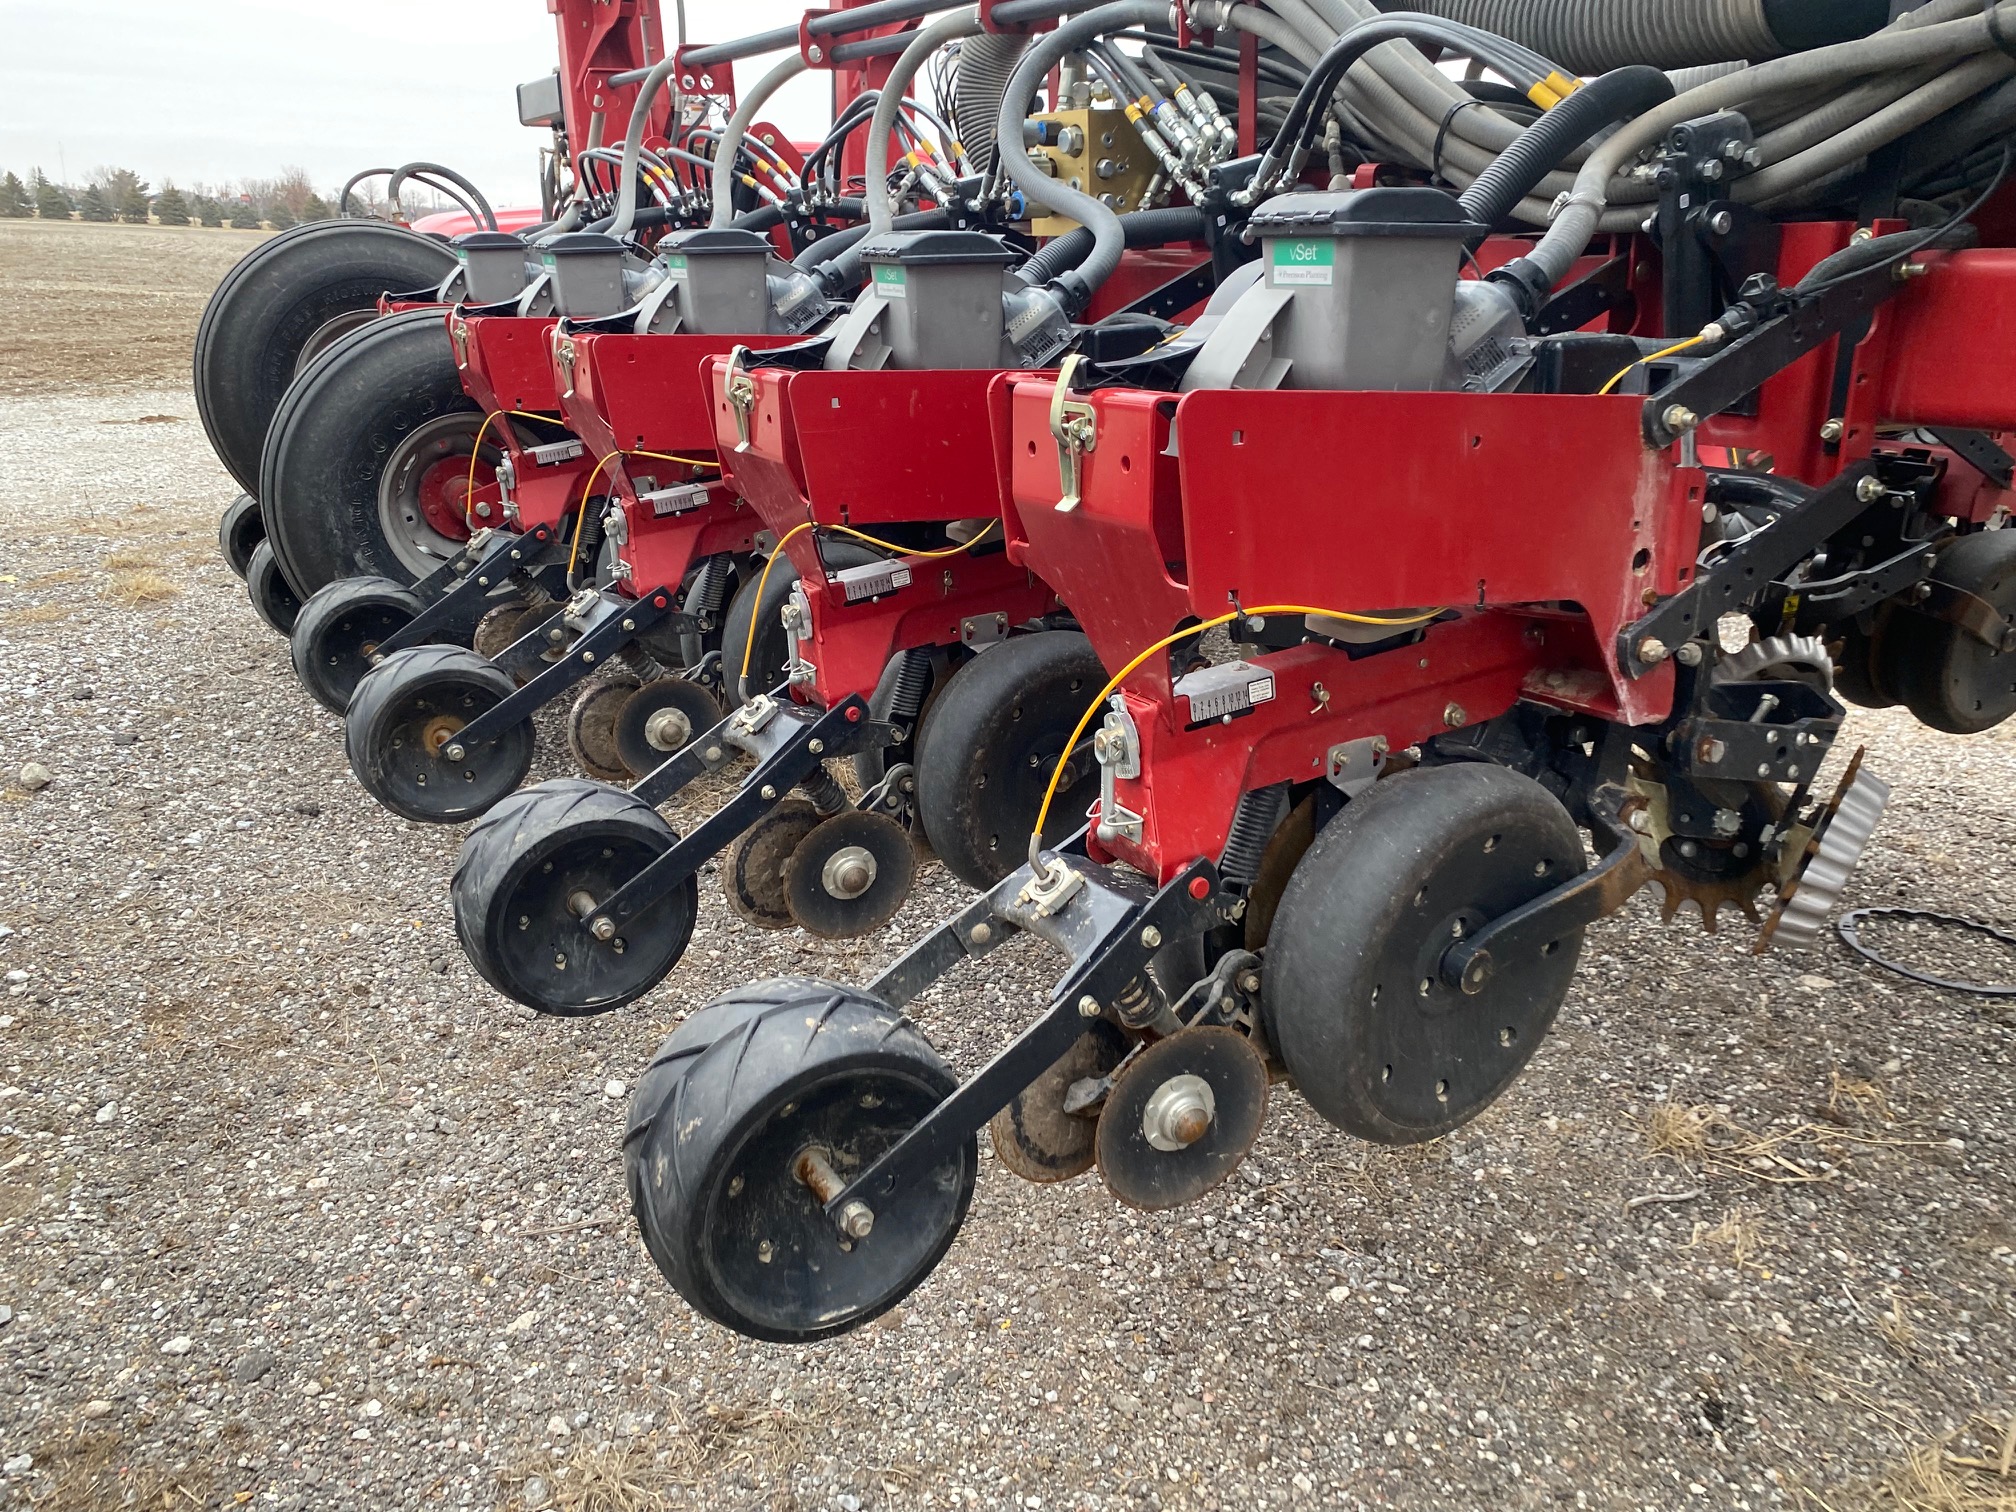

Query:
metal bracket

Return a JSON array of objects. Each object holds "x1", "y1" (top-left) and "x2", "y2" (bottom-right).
[
  {"x1": 1907, "y1": 576, "x2": 2016, "y2": 652},
  {"x1": 1324, "y1": 735, "x2": 1388, "y2": 797},
  {"x1": 373, "y1": 522, "x2": 564, "y2": 661},
  {"x1": 1925, "y1": 427, "x2": 2016, "y2": 491},
  {"x1": 1048, "y1": 353, "x2": 1098, "y2": 512},
  {"x1": 959, "y1": 612, "x2": 1010, "y2": 648}
]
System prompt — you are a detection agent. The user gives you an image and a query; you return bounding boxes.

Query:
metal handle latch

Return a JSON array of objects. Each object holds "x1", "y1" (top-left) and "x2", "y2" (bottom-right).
[
  {"x1": 725, "y1": 344, "x2": 758, "y2": 453},
  {"x1": 1047, "y1": 353, "x2": 1098, "y2": 513}
]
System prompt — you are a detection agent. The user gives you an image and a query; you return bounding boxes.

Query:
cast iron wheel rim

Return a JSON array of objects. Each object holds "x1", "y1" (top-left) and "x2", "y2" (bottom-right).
[
  {"x1": 781, "y1": 809, "x2": 918, "y2": 939},
  {"x1": 377, "y1": 412, "x2": 491, "y2": 580},
  {"x1": 700, "y1": 1063, "x2": 972, "y2": 1341},
  {"x1": 477, "y1": 815, "x2": 694, "y2": 1015},
  {"x1": 350, "y1": 661, "x2": 533, "y2": 823},
  {"x1": 1264, "y1": 766, "x2": 1586, "y2": 1144},
  {"x1": 566, "y1": 680, "x2": 636, "y2": 783},
  {"x1": 245, "y1": 540, "x2": 302, "y2": 635},
  {"x1": 219, "y1": 493, "x2": 264, "y2": 579},
  {"x1": 722, "y1": 799, "x2": 824, "y2": 928},
  {"x1": 614, "y1": 677, "x2": 722, "y2": 778},
  {"x1": 291, "y1": 580, "x2": 423, "y2": 713}
]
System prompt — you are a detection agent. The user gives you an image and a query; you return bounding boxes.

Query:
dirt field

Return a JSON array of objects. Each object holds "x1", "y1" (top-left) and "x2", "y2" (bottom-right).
[{"x1": 0, "y1": 216, "x2": 2013, "y2": 1512}]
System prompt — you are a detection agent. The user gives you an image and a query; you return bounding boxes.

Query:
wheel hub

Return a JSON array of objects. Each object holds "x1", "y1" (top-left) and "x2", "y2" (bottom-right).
[
  {"x1": 821, "y1": 845, "x2": 878, "y2": 900},
  {"x1": 645, "y1": 706, "x2": 694, "y2": 753},
  {"x1": 421, "y1": 714, "x2": 464, "y2": 757},
  {"x1": 379, "y1": 414, "x2": 486, "y2": 578},
  {"x1": 1140, "y1": 1074, "x2": 1214, "y2": 1151}
]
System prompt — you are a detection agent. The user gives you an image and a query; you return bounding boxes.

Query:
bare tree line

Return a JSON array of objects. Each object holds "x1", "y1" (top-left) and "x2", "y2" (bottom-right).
[{"x1": 0, "y1": 163, "x2": 467, "y2": 228}]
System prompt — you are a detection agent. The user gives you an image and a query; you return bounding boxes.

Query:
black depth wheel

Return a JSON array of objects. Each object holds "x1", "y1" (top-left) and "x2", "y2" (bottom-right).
[
  {"x1": 345, "y1": 645, "x2": 534, "y2": 823},
  {"x1": 1881, "y1": 529, "x2": 2016, "y2": 734},
  {"x1": 1263, "y1": 764, "x2": 1588, "y2": 1145},
  {"x1": 1831, "y1": 613, "x2": 1898, "y2": 710},
  {"x1": 782, "y1": 810, "x2": 918, "y2": 938},
  {"x1": 219, "y1": 492, "x2": 264, "y2": 579},
  {"x1": 614, "y1": 677, "x2": 721, "y2": 778},
  {"x1": 289, "y1": 575, "x2": 426, "y2": 713},
  {"x1": 718, "y1": 541, "x2": 880, "y2": 700},
  {"x1": 915, "y1": 630, "x2": 1105, "y2": 889},
  {"x1": 245, "y1": 538, "x2": 303, "y2": 636},
  {"x1": 194, "y1": 220, "x2": 455, "y2": 494},
  {"x1": 453, "y1": 779, "x2": 697, "y2": 1015},
  {"x1": 624, "y1": 979, "x2": 974, "y2": 1343},
  {"x1": 567, "y1": 677, "x2": 639, "y2": 783}
]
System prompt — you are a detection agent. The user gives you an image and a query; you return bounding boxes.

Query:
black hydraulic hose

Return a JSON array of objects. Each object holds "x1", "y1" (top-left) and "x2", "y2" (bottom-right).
[
  {"x1": 995, "y1": 0, "x2": 1168, "y2": 310},
  {"x1": 802, "y1": 209, "x2": 954, "y2": 293},
  {"x1": 387, "y1": 162, "x2": 498, "y2": 231},
  {"x1": 730, "y1": 204, "x2": 789, "y2": 232},
  {"x1": 1015, "y1": 206, "x2": 1210, "y2": 284},
  {"x1": 1457, "y1": 65, "x2": 1674, "y2": 227},
  {"x1": 790, "y1": 198, "x2": 871, "y2": 267}
]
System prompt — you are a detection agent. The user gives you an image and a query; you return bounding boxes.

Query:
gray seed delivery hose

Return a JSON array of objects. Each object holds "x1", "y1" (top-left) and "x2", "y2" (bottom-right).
[{"x1": 867, "y1": 9, "x2": 983, "y2": 235}]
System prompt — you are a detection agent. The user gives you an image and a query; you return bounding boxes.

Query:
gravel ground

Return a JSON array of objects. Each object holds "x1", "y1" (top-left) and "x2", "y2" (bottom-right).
[{"x1": 1, "y1": 220, "x2": 2014, "y2": 1512}]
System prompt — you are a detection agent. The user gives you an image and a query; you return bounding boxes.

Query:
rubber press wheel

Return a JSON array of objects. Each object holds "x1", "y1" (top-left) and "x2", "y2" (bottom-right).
[
  {"x1": 344, "y1": 645, "x2": 534, "y2": 823},
  {"x1": 453, "y1": 778, "x2": 698, "y2": 1015},
  {"x1": 289, "y1": 575, "x2": 426, "y2": 713},
  {"x1": 624, "y1": 978, "x2": 975, "y2": 1343},
  {"x1": 1263, "y1": 764, "x2": 1588, "y2": 1146},
  {"x1": 259, "y1": 308, "x2": 503, "y2": 595},
  {"x1": 915, "y1": 631, "x2": 1105, "y2": 889},
  {"x1": 194, "y1": 219, "x2": 455, "y2": 494},
  {"x1": 1881, "y1": 528, "x2": 2016, "y2": 734},
  {"x1": 219, "y1": 492, "x2": 264, "y2": 579},
  {"x1": 244, "y1": 538, "x2": 303, "y2": 636}
]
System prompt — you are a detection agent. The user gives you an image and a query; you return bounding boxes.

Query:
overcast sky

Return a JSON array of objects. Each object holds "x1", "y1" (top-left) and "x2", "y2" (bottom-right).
[{"x1": 0, "y1": 0, "x2": 832, "y2": 206}]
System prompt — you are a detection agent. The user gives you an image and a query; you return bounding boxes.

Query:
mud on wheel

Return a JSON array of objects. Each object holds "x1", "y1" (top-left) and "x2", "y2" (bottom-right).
[
  {"x1": 345, "y1": 645, "x2": 534, "y2": 823},
  {"x1": 453, "y1": 779, "x2": 698, "y2": 1014},
  {"x1": 625, "y1": 978, "x2": 974, "y2": 1342}
]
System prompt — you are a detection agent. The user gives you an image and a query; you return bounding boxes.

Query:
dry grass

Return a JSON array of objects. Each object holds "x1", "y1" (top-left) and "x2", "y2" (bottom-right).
[
  {"x1": 3, "y1": 602, "x2": 72, "y2": 626},
  {"x1": 1797, "y1": 1414, "x2": 2016, "y2": 1511},
  {"x1": 1643, "y1": 1095, "x2": 1944, "y2": 1186},
  {"x1": 500, "y1": 1396, "x2": 832, "y2": 1511},
  {"x1": 1689, "y1": 1207, "x2": 1764, "y2": 1268},
  {"x1": 22, "y1": 1424, "x2": 223, "y2": 1512},
  {"x1": 102, "y1": 548, "x2": 158, "y2": 571},
  {"x1": 104, "y1": 570, "x2": 179, "y2": 605}
]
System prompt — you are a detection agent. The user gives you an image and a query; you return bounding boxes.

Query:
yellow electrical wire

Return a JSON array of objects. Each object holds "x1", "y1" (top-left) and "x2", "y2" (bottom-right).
[
  {"x1": 462, "y1": 408, "x2": 564, "y2": 526},
  {"x1": 1597, "y1": 334, "x2": 1714, "y2": 397},
  {"x1": 1025, "y1": 602, "x2": 1445, "y2": 870},
  {"x1": 563, "y1": 448, "x2": 724, "y2": 580},
  {"x1": 736, "y1": 518, "x2": 1000, "y2": 692}
]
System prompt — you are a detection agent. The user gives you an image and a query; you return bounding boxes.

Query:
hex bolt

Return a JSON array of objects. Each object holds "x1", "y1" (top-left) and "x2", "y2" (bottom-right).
[
  {"x1": 1708, "y1": 210, "x2": 1734, "y2": 235},
  {"x1": 838, "y1": 1201, "x2": 875, "y2": 1240},
  {"x1": 970, "y1": 923, "x2": 992, "y2": 946},
  {"x1": 1140, "y1": 926, "x2": 1162, "y2": 949},
  {"x1": 1856, "y1": 475, "x2": 1887, "y2": 503},
  {"x1": 1443, "y1": 702, "x2": 1468, "y2": 729},
  {"x1": 760, "y1": 784, "x2": 777, "y2": 800},
  {"x1": 1238, "y1": 972, "x2": 1261, "y2": 993},
  {"x1": 591, "y1": 917, "x2": 616, "y2": 942},
  {"x1": 1077, "y1": 994, "x2": 1102, "y2": 1018},
  {"x1": 1637, "y1": 637, "x2": 1670, "y2": 665},
  {"x1": 1628, "y1": 810, "x2": 1651, "y2": 834},
  {"x1": 1820, "y1": 419, "x2": 1845, "y2": 443},
  {"x1": 793, "y1": 1147, "x2": 873, "y2": 1239},
  {"x1": 808, "y1": 738, "x2": 824, "y2": 754},
  {"x1": 1675, "y1": 642, "x2": 1704, "y2": 667},
  {"x1": 621, "y1": 618, "x2": 635, "y2": 632},
  {"x1": 1663, "y1": 406, "x2": 1700, "y2": 434},
  {"x1": 442, "y1": 742, "x2": 467, "y2": 764}
]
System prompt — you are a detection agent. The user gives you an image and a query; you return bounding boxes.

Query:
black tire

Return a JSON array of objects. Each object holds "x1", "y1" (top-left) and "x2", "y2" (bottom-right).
[
  {"x1": 219, "y1": 492, "x2": 264, "y2": 579},
  {"x1": 915, "y1": 631, "x2": 1105, "y2": 889},
  {"x1": 195, "y1": 220, "x2": 455, "y2": 494},
  {"x1": 452, "y1": 778, "x2": 698, "y2": 1014},
  {"x1": 289, "y1": 575, "x2": 426, "y2": 713},
  {"x1": 258, "y1": 308, "x2": 495, "y2": 595},
  {"x1": 244, "y1": 538, "x2": 303, "y2": 636},
  {"x1": 1263, "y1": 764, "x2": 1588, "y2": 1146},
  {"x1": 344, "y1": 645, "x2": 534, "y2": 823},
  {"x1": 1832, "y1": 612, "x2": 1898, "y2": 710},
  {"x1": 850, "y1": 646, "x2": 962, "y2": 793},
  {"x1": 719, "y1": 541, "x2": 880, "y2": 702},
  {"x1": 1881, "y1": 528, "x2": 2016, "y2": 734},
  {"x1": 624, "y1": 979, "x2": 974, "y2": 1343}
]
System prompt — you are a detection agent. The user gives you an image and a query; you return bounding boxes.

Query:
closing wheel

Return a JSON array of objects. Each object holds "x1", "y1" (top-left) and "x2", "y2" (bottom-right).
[
  {"x1": 289, "y1": 575, "x2": 426, "y2": 713},
  {"x1": 219, "y1": 492, "x2": 264, "y2": 579},
  {"x1": 614, "y1": 677, "x2": 721, "y2": 777},
  {"x1": 989, "y1": 1018, "x2": 1130, "y2": 1183},
  {"x1": 1880, "y1": 528, "x2": 2016, "y2": 734},
  {"x1": 624, "y1": 978, "x2": 974, "y2": 1343},
  {"x1": 915, "y1": 630, "x2": 1105, "y2": 889},
  {"x1": 721, "y1": 798, "x2": 824, "y2": 929},
  {"x1": 1830, "y1": 614, "x2": 1898, "y2": 710},
  {"x1": 782, "y1": 810, "x2": 918, "y2": 938},
  {"x1": 1263, "y1": 764, "x2": 1588, "y2": 1145},
  {"x1": 194, "y1": 219, "x2": 456, "y2": 494},
  {"x1": 1096, "y1": 1027, "x2": 1270, "y2": 1210},
  {"x1": 345, "y1": 645, "x2": 535, "y2": 823},
  {"x1": 452, "y1": 778, "x2": 697, "y2": 1014},
  {"x1": 566, "y1": 677, "x2": 640, "y2": 783},
  {"x1": 245, "y1": 538, "x2": 303, "y2": 636}
]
